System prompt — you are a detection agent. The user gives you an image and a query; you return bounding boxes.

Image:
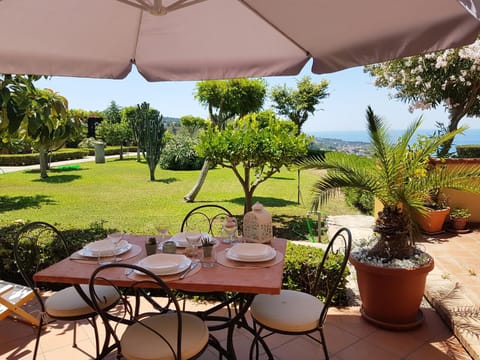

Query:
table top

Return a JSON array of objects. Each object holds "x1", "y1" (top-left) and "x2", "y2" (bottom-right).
[{"x1": 33, "y1": 235, "x2": 287, "y2": 295}]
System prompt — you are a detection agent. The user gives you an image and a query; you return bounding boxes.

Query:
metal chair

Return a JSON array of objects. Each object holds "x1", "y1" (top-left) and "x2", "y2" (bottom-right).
[
  {"x1": 249, "y1": 227, "x2": 352, "y2": 360},
  {"x1": 181, "y1": 204, "x2": 233, "y2": 236},
  {"x1": 89, "y1": 263, "x2": 210, "y2": 359},
  {"x1": 180, "y1": 204, "x2": 236, "y2": 315},
  {"x1": 14, "y1": 221, "x2": 119, "y2": 359}
]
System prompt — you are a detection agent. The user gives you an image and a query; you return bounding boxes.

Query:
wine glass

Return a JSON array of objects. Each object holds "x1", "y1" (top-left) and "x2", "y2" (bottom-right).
[
  {"x1": 155, "y1": 218, "x2": 170, "y2": 241},
  {"x1": 223, "y1": 217, "x2": 237, "y2": 244},
  {"x1": 109, "y1": 233, "x2": 124, "y2": 262},
  {"x1": 185, "y1": 231, "x2": 202, "y2": 263}
]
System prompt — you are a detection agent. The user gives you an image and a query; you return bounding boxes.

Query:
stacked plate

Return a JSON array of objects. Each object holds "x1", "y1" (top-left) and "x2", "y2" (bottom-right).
[
  {"x1": 136, "y1": 254, "x2": 191, "y2": 275},
  {"x1": 226, "y1": 243, "x2": 276, "y2": 262},
  {"x1": 79, "y1": 238, "x2": 131, "y2": 257}
]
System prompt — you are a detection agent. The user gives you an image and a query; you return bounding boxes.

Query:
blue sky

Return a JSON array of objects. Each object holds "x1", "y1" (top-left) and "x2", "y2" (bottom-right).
[{"x1": 35, "y1": 64, "x2": 480, "y2": 133}]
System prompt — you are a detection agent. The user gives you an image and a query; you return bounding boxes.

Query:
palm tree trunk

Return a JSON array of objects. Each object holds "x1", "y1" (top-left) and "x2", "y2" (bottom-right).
[{"x1": 184, "y1": 160, "x2": 210, "y2": 202}]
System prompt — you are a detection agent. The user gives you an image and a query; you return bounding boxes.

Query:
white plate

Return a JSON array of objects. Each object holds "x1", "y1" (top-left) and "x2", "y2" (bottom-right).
[
  {"x1": 79, "y1": 242, "x2": 132, "y2": 257},
  {"x1": 136, "y1": 254, "x2": 191, "y2": 275},
  {"x1": 226, "y1": 244, "x2": 276, "y2": 262},
  {"x1": 170, "y1": 232, "x2": 216, "y2": 248}
]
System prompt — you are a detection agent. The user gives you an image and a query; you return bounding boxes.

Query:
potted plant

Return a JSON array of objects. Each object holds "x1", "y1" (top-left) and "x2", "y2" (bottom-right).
[
  {"x1": 299, "y1": 106, "x2": 480, "y2": 330},
  {"x1": 145, "y1": 237, "x2": 157, "y2": 256},
  {"x1": 415, "y1": 188, "x2": 450, "y2": 234},
  {"x1": 449, "y1": 208, "x2": 471, "y2": 231}
]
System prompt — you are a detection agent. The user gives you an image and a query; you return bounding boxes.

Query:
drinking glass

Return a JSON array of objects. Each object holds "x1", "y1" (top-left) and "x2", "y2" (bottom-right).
[
  {"x1": 109, "y1": 233, "x2": 124, "y2": 262},
  {"x1": 155, "y1": 218, "x2": 170, "y2": 241},
  {"x1": 223, "y1": 217, "x2": 237, "y2": 244},
  {"x1": 185, "y1": 232, "x2": 202, "y2": 263}
]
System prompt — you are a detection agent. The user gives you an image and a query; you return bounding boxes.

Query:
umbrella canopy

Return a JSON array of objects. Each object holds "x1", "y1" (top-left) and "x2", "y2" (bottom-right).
[{"x1": 0, "y1": 0, "x2": 479, "y2": 81}]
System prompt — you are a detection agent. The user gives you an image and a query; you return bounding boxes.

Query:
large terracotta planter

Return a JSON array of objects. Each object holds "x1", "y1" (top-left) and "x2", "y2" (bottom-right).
[
  {"x1": 415, "y1": 207, "x2": 450, "y2": 234},
  {"x1": 349, "y1": 255, "x2": 434, "y2": 330}
]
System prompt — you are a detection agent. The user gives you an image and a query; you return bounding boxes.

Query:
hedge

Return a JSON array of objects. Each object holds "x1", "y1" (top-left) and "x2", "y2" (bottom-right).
[
  {"x1": 456, "y1": 145, "x2": 480, "y2": 158},
  {"x1": 0, "y1": 149, "x2": 89, "y2": 166}
]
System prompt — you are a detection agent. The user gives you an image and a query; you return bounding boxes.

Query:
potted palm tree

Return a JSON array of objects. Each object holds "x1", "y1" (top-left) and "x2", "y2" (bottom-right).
[{"x1": 299, "y1": 106, "x2": 480, "y2": 330}]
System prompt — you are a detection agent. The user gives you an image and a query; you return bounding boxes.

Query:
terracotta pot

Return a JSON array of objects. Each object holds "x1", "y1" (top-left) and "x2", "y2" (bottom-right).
[
  {"x1": 349, "y1": 254, "x2": 434, "y2": 330},
  {"x1": 452, "y1": 217, "x2": 468, "y2": 230},
  {"x1": 415, "y1": 207, "x2": 450, "y2": 234}
]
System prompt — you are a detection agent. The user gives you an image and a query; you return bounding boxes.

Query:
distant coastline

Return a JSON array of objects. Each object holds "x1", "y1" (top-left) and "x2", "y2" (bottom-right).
[{"x1": 307, "y1": 128, "x2": 480, "y2": 146}]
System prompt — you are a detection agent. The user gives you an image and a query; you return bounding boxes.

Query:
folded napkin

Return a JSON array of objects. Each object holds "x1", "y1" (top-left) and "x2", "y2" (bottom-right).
[
  {"x1": 229, "y1": 243, "x2": 272, "y2": 260},
  {"x1": 85, "y1": 238, "x2": 128, "y2": 256}
]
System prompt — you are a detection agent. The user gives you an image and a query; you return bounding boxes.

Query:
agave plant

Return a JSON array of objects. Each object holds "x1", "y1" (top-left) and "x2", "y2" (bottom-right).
[{"x1": 300, "y1": 106, "x2": 480, "y2": 260}]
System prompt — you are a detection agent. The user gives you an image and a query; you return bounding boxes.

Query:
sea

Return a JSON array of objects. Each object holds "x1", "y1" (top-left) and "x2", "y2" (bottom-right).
[{"x1": 307, "y1": 128, "x2": 480, "y2": 147}]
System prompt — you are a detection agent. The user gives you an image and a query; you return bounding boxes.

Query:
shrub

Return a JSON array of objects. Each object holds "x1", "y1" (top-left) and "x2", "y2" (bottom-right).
[
  {"x1": 343, "y1": 188, "x2": 374, "y2": 214},
  {"x1": 283, "y1": 242, "x2": 350, "y2": 306},
  {"x1": 159, "y1": 135, "x2": 204, "y2": 170},
  {"x1": 456, "y1": 145, "x2": 480, "y2": 158},
  {"x1": 0, "y1": 220, "x2": 115, "y2": 286},
  {"x1": 0, "y1": 148, "x2": 89, "y2": 166}
]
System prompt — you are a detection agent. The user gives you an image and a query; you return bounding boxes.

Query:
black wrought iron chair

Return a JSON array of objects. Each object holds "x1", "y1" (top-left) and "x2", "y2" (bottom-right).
[
  {"x1": 180, "y1": 205, "x2": 237, "y2": 315},
  {"x1": 249, "y1": 227, "x2": 352, "y2": 360},
  {"x1": 180, "y1": 204, "x2": 233, "y2": 236},
  {"x1": 89, "y1": 263, "x2": 211, "y2": 359},
  {"x1": 14, "y1": 221, "x2": 119, "y2": 359}
]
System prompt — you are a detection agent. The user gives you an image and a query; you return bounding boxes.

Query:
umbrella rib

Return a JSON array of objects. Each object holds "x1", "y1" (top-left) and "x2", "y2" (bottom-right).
[
  {"x1": 237, "y1": 0, "x2": 310, "y2": 57},
  {"x1": 116, "y1": 0, "x2": 207, "y2": 15}
]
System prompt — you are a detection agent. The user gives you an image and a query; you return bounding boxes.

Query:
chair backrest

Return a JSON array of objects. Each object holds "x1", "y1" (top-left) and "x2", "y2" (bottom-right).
[
  {"x1": 180, "y1": 204, "x2": 233, "y2": 236},
  {"x1": 89, "y1": 263, "x2": 183, "y2": 358},
  {"x1": 313, "y1": 227, "x2": 352, "y2": 323},
  {"x1": 14, "y1": 221, "x2": 70, "y2": 310}
]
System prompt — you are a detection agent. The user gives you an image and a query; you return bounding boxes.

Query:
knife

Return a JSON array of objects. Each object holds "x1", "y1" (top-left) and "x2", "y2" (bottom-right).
[{"x1": 179, "y1": 262, "x2": 198, "y2": 279}]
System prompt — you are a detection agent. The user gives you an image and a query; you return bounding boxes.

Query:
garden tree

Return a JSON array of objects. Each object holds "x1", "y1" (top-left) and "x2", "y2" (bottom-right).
[
  {"x1": 0, "y1": 74, "x2": 40, "y2": 136},
  {"x1": 65, "y1": 108, "x2": 89, "y2": 147},
  {"x1": 96, "y1": 120, "x2": 132, "y2": 160},
  {"x1": 184, "y1": 78, "x2": 267, "y2": 202},
  {"x1": 270, "y1": 76, "x2": 330, "y2": 135},
  {"x1": 270, "y1": 76, "x2": 329, "y2": 204},
  {"x1": 24, "y1": 89, "x2": 81, "y2": 178},
  {"x1": 197, "y1": 111, "x2": 311, "y2": 214},
  {"x1": 135, "y1": 102, "x2": 166, "y2": 181},
  {"x1": 122, "y1": 106, "x2": 142, "y2": 161},
  {"x1": 365, "y1": 38, "x2": 480, "y2": 157},
  {"x1": 103, "y1": 100, "x2": 122, "y2": 123},
  {"x1": 179, "y1": 115, "x2": 208, "y2": 137}
]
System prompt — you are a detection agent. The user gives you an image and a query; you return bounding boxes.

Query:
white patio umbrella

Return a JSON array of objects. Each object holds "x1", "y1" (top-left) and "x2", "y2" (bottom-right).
[{"x1": 0, "y1": 0, "x2": 479, "y2": 81}]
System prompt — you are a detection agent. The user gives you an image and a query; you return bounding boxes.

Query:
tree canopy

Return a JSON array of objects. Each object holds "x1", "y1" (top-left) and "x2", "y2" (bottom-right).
[
  {"x1": 195, "y1": 78, "x2": 267, "y2": 129},
  {"x1": 270, "y1": 76, "x2": 329, "y2": 134},
  {"x1": 197, "y1": 110, "x2": 311, "y2": 213},
  {"x1": 365, "y1": 38, "x2": 480, "y2": 156}
]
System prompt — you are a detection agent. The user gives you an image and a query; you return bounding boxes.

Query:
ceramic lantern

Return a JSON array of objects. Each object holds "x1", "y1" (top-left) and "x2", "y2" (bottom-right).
[{"x1": 243, "y1": 202, "x2": 273, "y2": 244}]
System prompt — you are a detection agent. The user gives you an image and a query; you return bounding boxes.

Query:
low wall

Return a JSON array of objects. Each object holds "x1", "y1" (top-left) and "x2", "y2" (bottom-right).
[{"x1": 432, "y1": 158, "x2": 480, "y2": 223}]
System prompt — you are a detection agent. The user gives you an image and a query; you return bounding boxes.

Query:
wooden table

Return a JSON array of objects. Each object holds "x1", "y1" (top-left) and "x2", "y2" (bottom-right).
[{"x1": 34, "y1": 235, "x2": 287, "y2": 359}]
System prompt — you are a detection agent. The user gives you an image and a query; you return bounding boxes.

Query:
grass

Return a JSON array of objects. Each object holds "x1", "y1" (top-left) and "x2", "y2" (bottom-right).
[{"x1": 0, "y1": 156, "x2": 360, "y2": 239}]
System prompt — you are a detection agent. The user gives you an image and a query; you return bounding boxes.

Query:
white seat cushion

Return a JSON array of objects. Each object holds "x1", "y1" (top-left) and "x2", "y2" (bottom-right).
[
  {"x1": 251, "y1": 289, "x2": 325, "y2": 332},
  {"x1": 121, "y1": 313, "x2": 209, "y2": 360},
  {"x1": 45, "y1": 284, "x2": 119, "y2": 318}
]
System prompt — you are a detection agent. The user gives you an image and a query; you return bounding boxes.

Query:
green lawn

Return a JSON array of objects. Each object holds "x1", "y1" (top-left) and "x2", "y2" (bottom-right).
[{"x1": 0, "y1": 157, "x2": 359, "y2": 238}]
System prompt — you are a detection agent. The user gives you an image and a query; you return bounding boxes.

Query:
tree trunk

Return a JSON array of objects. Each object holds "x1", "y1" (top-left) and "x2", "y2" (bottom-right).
[
  {"x1": 244, "y1": 190, "x2": 254, "y2": 214},
  {"x1": 39, "y1": 148, "x2": 48, "y2": 178},
  {"x1": 136, "y1": 148, "x2": 141, "y2": 162},
  {"x1": 120, "y1": 144, "x2": 124, "y2": 160},
  {"x1": 149, "y1": 168, "x2": 155, "y2": 181},
  {"x1": 184, "y1": 160, "x2": 210, "y2": 202}
]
